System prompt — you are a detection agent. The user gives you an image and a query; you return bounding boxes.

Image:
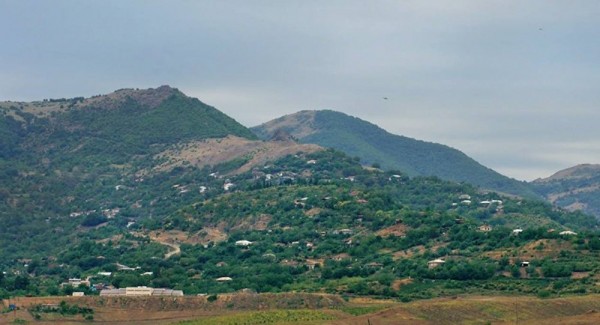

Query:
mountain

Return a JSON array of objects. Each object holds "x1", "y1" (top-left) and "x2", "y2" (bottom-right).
[
  {"x1": 0, "y1": 88, "x2": 599, "y2": 302},
  {"x1": 252, "y1": 110, "x2": 537, "y2": 198},
  {"x1": 531, "y1": 164, "x2": 600, "y2": 217},
  {"x1": 0, "y1": 86, "x2": 317, "y2": 263}
]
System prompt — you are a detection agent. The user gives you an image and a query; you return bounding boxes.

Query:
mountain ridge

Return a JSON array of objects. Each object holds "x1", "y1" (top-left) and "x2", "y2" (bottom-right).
[
  {"x1": 532, "y1": 164, "x2": 600, "y2": 217},
  {"x1": 252, "y1": 110, "x2": 537, "y2": 198}
]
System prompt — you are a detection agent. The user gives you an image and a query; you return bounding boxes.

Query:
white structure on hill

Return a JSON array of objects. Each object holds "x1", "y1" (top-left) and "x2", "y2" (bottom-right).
[{"x1": 100, "y1": 286, "x2": 183, "y2": 296}]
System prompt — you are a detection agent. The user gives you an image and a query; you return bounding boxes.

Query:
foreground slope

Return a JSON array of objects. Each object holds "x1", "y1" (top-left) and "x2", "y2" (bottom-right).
[
  {"x1": 532, "y1": 164, "x2": 600, "y2": 218},
  {"x1": 252, "y1": 110, "x2": 536, "y2": 198}
]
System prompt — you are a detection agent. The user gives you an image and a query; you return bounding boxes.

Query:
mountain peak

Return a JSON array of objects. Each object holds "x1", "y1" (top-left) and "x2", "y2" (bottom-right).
[
  {"x1": 253, "y1": 109, "x2": 538, "y2": 198},
  {"x1": 535, "y1": 164, "x2": 600, "y2": 183},
  {"x1": 83, "y1": 85, "x2": 180, "y2": 109}
]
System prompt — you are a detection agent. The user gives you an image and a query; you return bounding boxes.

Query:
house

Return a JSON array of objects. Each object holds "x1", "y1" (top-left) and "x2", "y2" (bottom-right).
[
  {"x1": 72, "y1": 292, "x2": 85, "y2": 297},
  {"x1": 365, "y1": 262, "x2": 383, "y2": 268},
  {"x1": 116, "y1": 263, "x2": 136, "y2": 271},
  {"x1": 478, "y1": 225, "x2": 493, "y2": 232},
  {"x1": 97, "y1": 271, "x2": 112, "y2": 276},
  {"x1": 480, "y1": 200, "x2": 491, "y2": 205},
  {"x1": 461, "y1": 200, "x2": 472, "y2": 205},
  {"x1": 100, "y1": 286, "x2": 183, "y2": 296},
  {"x1": 559, "y1": 230, "x2": 577, "y2": 236},
  {"x1": 334, "y1": 228, "x2": 353, "y2": 235},
  {"x1": 512, "y1": 229, "x2": 523, "y2": 235},
  {"x1": 61, "y1": 278, "x2": 90, "y2": 288},
  {"x1": 521, "y1": 261, "x2": 530, "y2": 267},
  {"x1": 216, "y1": 277, "x2": 233, "y2": 282},
  {"x1": 223, "y1": 182, "x2": 235, "y2": 191},
  {"x1": 428, "y1": 258, "x2": 445, "y2": 269},
  {"x1": 388, "y1": 174, "x2": 402, "y2": 181},
  {"x1": 235, "y1": 240, "x2": 253, "y2": 247},
  {"x1": 459, "y1": 194, "x2": 471, "y2": 200},
  {"x1": 306, "y1": 160, "x2": 317, "y2": 164},
  {"x1": 141, "y1": 272, "x2": 153, "y2": 276}
]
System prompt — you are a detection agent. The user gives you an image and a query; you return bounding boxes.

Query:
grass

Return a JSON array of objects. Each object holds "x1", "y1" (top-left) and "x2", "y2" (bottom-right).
[
  {"x1": 338, "y1": 305, "x2": 390, "y2": 316},
  {"x1": 177, "y1": 309, "x2": 337, "y2": 325}
]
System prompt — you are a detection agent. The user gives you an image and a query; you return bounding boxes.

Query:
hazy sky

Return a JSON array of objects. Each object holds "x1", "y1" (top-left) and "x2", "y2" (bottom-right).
[{"x1": 1, "y1": 1, "x2": 599, "y2": 181}]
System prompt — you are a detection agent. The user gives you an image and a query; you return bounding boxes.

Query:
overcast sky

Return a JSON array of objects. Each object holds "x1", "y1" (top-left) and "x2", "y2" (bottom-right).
[{"x1": 1, "y1": 1, "x2": 599, "y2": 181}]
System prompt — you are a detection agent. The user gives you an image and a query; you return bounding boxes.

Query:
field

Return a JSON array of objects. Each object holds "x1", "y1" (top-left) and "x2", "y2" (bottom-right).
[{"x1": 1, "y1": 294, "x2": 599, "y2": 324}]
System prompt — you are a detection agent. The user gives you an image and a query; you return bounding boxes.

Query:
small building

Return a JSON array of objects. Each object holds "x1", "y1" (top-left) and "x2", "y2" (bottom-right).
[
  {"x1": 521, "y1": 261, "x2": 530, "y2": 267},
  {"x1": 216, "y1": 277, "x2": 233, "y2": 282},
  {"x1": 512, "y1": 228, "x2": 523, "y2": 235},
  {"x1": 461, "y1": 200, "x2": 472, "y2": 205},
  {"x1": 334, "y1": 228, "x2": 353, "y2": 235},
  {"x1": 235, "y1": 240, "x2": 253, "y2": 247},
  {"x1": 428, "y1": 258, "x2": 445, "y2": 269},
  {"x1": 559, "y1": 230, "x2": 577, "y2": 236},
  {"x1": 100, "y1": 286, "x2": 182, "y2": 296},
  {"x1": 72, "y1": 292, "x2": 85, "y2": 297},
  {"x1": 365, "y1": 262, "x2": 383, "y2": 268},
  {"x1": 223, "y1": 183, "x2": 235, "y2": 191},
  {"x1": 478, "y1": 225, "x2": 493, "y2": 232}
]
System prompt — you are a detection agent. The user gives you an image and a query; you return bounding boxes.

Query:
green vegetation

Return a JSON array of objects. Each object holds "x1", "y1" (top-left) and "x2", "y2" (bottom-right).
[
  {"x1": 178, "y1": 309, "x2": 336, "y2": 325},
  {"x1": 29, "y1": 301, "x2": 94, "y2": 320},
  {"x1": 0, "y1": 89, "x2": 599, "y2": 303},
  {"x1": 252, "y1": 110, "x2": 538, "y2": 198}
]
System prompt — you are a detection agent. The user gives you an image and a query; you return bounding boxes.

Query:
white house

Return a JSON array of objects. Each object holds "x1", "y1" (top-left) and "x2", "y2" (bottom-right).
[
  {"x1": 512, "y1": 229, "x2": 523, "y2": 235},
  {"x1": 235, "y1": 240, "x2": 253, "y2": 247},
  {"x1": 216, "y1": 277, "x2": 233, "y2": 282},
  {"x1": 559, "y1": 230, "x2": 577, "y2": 236},
  {"x1": 428, "y1": 258, "x2": 445, "y2": 269}
]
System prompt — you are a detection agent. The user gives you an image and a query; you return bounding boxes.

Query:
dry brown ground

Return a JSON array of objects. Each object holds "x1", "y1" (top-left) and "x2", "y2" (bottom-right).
[
  {"x1": 3, "y1": 294, "x2": 600, "y2": 325},
  {"x1": 483, "y1": 239, "x2": 575, "y2": 261},
  {"x1": 152, "y1": 136, "x2": 322, "y2": 175},
  {"x1": 376, "y1": 224, "x2": 408, "y2": 237}
]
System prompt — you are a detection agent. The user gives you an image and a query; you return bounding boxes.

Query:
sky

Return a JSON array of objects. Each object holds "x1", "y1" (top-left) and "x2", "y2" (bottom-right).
[{"x1": 1, "y1": 0, "x2": 599, "y2": 181}]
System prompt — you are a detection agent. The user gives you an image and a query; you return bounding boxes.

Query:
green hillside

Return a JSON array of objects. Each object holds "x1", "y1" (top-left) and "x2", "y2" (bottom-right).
[
  {"x1": 0, "y1": 86, "x2": 256, "y2": 266},
  {"x1": 1, "y1": 90, "x2": 599, "y2": 302},
  {"x1": 252, "y1": 110, "x2": 537, "y2": 198}
]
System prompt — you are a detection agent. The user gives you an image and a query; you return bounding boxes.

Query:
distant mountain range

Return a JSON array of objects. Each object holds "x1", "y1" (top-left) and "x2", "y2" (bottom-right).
[
  {"x1": 531, "y1": 164, "x2": 600, "y2": 217},
  {"x1": 252, "y1": 110, "x2": 538, "y2": 198}
]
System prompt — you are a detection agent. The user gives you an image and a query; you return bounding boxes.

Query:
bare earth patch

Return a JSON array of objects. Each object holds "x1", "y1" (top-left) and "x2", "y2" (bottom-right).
[
  {"x1": 153, "y1": 136, "x2": 322, "y2": 175},
  {"x1": 376, "y1": 223, "x2": 408, "y2": 237}
]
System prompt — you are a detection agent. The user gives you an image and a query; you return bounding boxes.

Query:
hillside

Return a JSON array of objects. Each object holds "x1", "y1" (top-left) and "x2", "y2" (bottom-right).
[
  {"x1": 0, "y1": 86, "x2": 291, "y2": 265},
  {"x1": 532, "y1": 164, "x2": 600, "y2": 217},
  {"x1": 0, "y1": 88, "x2": 599, "y2": 304},
  {"x1": 251, "y1": 110, "x2": 537, "y2": 198}
]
